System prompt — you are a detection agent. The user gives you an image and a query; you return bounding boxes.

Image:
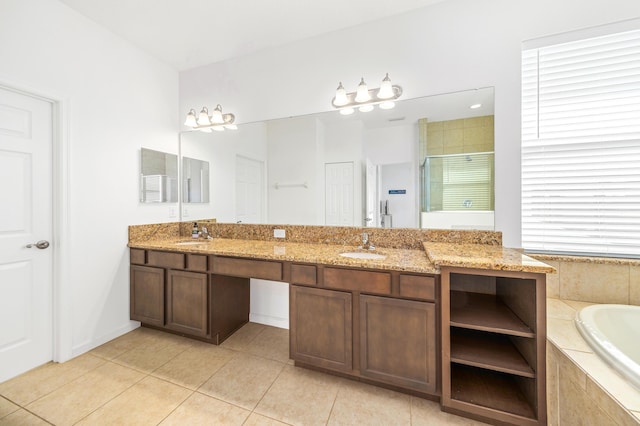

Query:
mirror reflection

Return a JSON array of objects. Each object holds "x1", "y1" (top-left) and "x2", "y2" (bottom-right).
[
  {"x1": 179, "y1": 87, "x2": 494, "y2": 229},
  {"x1": 182, "y1": 156, "x2": 210, "y2": 203},
  {"x1": 140, "y1": 148, "x2": 178, "y2": 203}
]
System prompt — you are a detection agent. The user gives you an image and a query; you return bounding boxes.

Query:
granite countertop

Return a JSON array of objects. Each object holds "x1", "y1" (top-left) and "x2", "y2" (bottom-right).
[
  {"x1": 129, "y1": 237, "x2": 556, "y2": 275},
  {"x1": 129, "y1": 237, "x2": 439, "y2": 274},
  {"x1": 423, "y1": 242, "x2": 556, "y2": 274}
]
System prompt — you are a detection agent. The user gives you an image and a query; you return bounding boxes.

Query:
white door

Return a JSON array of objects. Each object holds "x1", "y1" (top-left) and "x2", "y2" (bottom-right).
[
  {"x1": 236, "y1": 156, "x2": 264, "y2": 224},
  {"x1": 0, "y1": 87, "x2": 53, "y2": 382},
  {"x1": 364, "y1": 159, "x2": 378, "y2": 227},
  {"x1": 325, "y1": 162, "x2": 354, "y2": 226}
]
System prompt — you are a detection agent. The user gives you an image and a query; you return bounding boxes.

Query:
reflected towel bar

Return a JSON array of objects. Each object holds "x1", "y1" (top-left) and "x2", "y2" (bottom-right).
[{"x1": 274, "y1": 182, "x2": 308, "y2": 189}]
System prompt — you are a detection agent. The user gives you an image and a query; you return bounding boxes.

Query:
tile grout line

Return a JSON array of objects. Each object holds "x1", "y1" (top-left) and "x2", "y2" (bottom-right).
[
  {"x1": 69, "y1": 359, "x2": 148, "y2": 425},
  {"x1": 324, "y1": 379, "x2": 342, "y2": 426},
  {"x1": 246, "y1": 357, "x2": 288, "y2": 423},
  {"x1": 0, "y1": 394, "x2": 54, "y2": 425},
  {"x1": 153, "y1": 388, "x2": 196, "y2": 426},
  {"x1": 0, "y1": 354, "x2": 110, "y2": 409}
]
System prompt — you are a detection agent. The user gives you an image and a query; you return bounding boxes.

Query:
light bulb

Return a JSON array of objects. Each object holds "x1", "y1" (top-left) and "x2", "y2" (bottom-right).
[
  {"x1": 211, "y1": 104, "x2": 224, "y2": 124},
  {"x1": 379, "y1": 101, "x2": 395, "y2": 110},
  {"x1": 377, "y1": 73, "x2": 394, "y2": 99},
  {"x1": 184, "y1": 109, "x2": 197, "y2": 127},
  {"x1": 333, "y1": 82, "x2": 348, "y2": 107},
  {"x1": 359, "y1": 104, "x2": 374, "y2": 112},
  {"x1": 197, "y1": 107, "x2": 211, "y2": 125},
  {"x1": 355, "y1": 78, "x2": 371, "y2": 103},
  {"x1": 340, "y1": 107, "x2": 355, "y2": 115},
  {"x1": 470, "y1": 103, "x2": 482, "y2": 109}
]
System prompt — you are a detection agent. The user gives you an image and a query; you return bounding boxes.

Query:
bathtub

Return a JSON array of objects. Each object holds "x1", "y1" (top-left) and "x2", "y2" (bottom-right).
[{"x1": 575, "y1": 304, "x2": 640, "y2": 390}]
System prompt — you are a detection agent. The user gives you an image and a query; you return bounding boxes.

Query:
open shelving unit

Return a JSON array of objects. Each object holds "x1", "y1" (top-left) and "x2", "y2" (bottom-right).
[{"x1": 441, "y1": 268, "x2": 546, "y2": 426}]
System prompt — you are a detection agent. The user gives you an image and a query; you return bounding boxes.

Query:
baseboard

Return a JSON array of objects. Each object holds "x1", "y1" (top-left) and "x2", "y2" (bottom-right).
[
  {"x1": 249, "y1": 313, "x2": 289, "y2": 329},
  {"x1": 71, "y1": 321, "x2": 140, "y2": 358}
]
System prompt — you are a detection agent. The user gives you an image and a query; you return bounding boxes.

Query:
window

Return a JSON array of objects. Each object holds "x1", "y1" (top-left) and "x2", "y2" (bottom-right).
[{"x1": 522, "y1": 28, "x2": 640, "y2": 257}]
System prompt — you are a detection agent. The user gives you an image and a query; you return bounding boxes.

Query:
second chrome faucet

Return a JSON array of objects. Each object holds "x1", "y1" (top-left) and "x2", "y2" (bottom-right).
[{"x1": 360, "y1": 232, "x2": 375, "y2": 250}]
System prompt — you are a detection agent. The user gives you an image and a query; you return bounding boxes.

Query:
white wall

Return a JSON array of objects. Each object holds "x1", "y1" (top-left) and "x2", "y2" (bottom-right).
[
  {"x1": 364, "y1": 125, "x2": 416, "y2": 166},
  {"x1": 0, "y1": 0, "x2": 179, "y2": 359},
  {"x1": 267, "y1": 117, "x2": 323, "y2": 224},
  {"x1": 180, "y1": 0, "x2": 640, "y2": 248},
  {"x1": 180, "y1": 124, "x2": 268, "y2": 222}
]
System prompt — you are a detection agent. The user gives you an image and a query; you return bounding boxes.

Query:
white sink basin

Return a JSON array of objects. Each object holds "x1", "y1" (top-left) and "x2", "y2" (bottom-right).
[
  {"x1": 340, "y1": 252, "x2": 386, "y2": 260},
  {"x1": 174, "y1": 241, "x2": 207, "y2": 245}
]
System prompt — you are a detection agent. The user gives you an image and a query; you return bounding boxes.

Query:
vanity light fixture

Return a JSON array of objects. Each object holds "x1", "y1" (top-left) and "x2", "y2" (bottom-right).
[
  {"x1": 331, "y1": 73, "x2": 402, "y2": 114},
  {"x1": 184, "y1": 104, "x2": 237, "y2": 131}
]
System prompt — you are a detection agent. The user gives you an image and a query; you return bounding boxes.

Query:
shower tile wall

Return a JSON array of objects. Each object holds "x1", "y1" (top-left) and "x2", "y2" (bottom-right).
[
  {"x1": 425, "y1": 115, "x2": 494, "y2": 156},
  {"x1": 419, "y1": 116, "x2": 495, "y2": 212}
]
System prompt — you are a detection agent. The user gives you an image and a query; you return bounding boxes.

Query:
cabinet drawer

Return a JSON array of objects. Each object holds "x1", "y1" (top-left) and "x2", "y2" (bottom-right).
[
  {"x1": 186, "y1": 254, "x2": 208, "y2": 272},
  {"x1": 323, "y1": 267, "x2": 391, "y2": 295},
  {"x1": 399, "y1": 275, "x2": 436, "y2": 301},
  {"x1": 291, "y1": 264, "x2": 317, "y2": 285},
  {"x1": 130, "y1": 248, "x2": 146, "y2": 265},
  {"x1": 212, "y1": 256, "x2": 282, "y2": 281},
  {"x1": 147, "y1": 251, "x2": 185, "y2": 269}
]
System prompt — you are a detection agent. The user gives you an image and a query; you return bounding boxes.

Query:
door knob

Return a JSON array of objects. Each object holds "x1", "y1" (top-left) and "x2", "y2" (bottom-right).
[{"x1": 26, "y1": 240, "x2": 50, "y2": 249}]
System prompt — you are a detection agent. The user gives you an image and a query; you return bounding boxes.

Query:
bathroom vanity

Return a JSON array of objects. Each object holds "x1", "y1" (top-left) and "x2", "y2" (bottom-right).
[{"x1": 128, "y1": 223, "x2": 553, "y2": 426}]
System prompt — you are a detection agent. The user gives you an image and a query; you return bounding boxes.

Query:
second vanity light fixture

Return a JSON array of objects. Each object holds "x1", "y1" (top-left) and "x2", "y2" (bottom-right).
[
  {"x1": 184, "y1": 104, "x2": 237, "y2": 132},
  {"x1": 331, "y1": 73, "x2": 403, "y2": 115}
]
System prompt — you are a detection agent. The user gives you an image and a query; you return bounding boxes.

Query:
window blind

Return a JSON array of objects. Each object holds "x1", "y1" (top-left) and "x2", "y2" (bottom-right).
[
  {"x1": 521, "y1": 29, "x2": 640, "y2": 257},
  {"x1": 441, "y1": 153, "x2": 494, "y2": 211}
]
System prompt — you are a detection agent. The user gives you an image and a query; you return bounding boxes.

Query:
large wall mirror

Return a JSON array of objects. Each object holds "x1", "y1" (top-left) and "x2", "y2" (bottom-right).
[{"x1": 178, "y1": 87, "x2": 494, "y2": 230}]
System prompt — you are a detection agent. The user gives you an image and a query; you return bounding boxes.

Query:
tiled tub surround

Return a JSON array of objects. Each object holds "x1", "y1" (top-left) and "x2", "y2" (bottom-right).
[
  {"x1": 534, "y1": 254, "x2": 640, "y2": 304},
  {"x1": 536, "y1": 254, "x2": 640, "y2": 425},
  {"x1": 546, "y1": 298, "x2": 640, "y2": 425}
]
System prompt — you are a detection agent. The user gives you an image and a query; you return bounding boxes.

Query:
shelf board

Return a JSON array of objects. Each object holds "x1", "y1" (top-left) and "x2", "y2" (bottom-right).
[
  {"x1": 450, "y1": 329, "x2": 535, "y2": 378},
  {"x1": 451, "y1": 364, "x2": 536, "y2": 420},
  {"x1": 450, "y1": 291, "x2": 534, "y2": 337}
]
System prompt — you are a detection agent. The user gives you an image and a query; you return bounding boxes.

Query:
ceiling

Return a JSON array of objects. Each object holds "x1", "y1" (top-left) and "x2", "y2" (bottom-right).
[{"x1": 59, "y1": 0, "x2": 447, "y2": 71}]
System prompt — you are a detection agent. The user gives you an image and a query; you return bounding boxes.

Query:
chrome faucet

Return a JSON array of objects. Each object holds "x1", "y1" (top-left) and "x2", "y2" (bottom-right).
[
  {"x1": 360, "y1": 232, "x2": 375, "y2": 250},
  {"x1": 200, "y1": 226, "x2": 211, "y2": 240}
]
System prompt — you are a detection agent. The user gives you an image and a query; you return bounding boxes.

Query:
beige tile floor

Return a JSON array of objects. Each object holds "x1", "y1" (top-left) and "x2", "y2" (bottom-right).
[{"x1": 0, "y1": 323, "x2": 484, "y2": 425}]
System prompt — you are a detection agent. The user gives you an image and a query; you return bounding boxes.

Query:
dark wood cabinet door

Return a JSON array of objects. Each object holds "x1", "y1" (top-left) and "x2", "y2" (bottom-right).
[
  {"x1": 360, "y1": 295, "x2": 437, "y2": 393},
  {"x1": 290, "y1": 285, "x2": 352, "y2": 372},
  {"x1": 165, "y1": 270, "x2": 208, "y2": 337},
  {"x1": 130, "y1": 265, "x2": 164, "y2": 327}
]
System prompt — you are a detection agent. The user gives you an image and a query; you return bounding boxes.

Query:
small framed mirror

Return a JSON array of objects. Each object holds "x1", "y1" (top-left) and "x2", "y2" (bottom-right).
[
  {"x1": 182, "y1": 156, "x2": 210, "y2": 203},
  {"x1": 139, "y1": 148, "x2": 178, "y2": 203}
]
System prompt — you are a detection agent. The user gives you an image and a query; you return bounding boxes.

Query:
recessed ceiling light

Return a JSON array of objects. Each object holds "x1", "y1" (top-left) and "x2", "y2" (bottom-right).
[{"x1": 470, "y1": 103, "x2": 482, "y2": 109}]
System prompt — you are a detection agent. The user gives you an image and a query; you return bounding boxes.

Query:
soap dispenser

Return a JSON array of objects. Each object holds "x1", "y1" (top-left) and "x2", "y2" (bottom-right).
[{"x1": 192, "y1": 222, "x2": 199, "y2": 239}]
